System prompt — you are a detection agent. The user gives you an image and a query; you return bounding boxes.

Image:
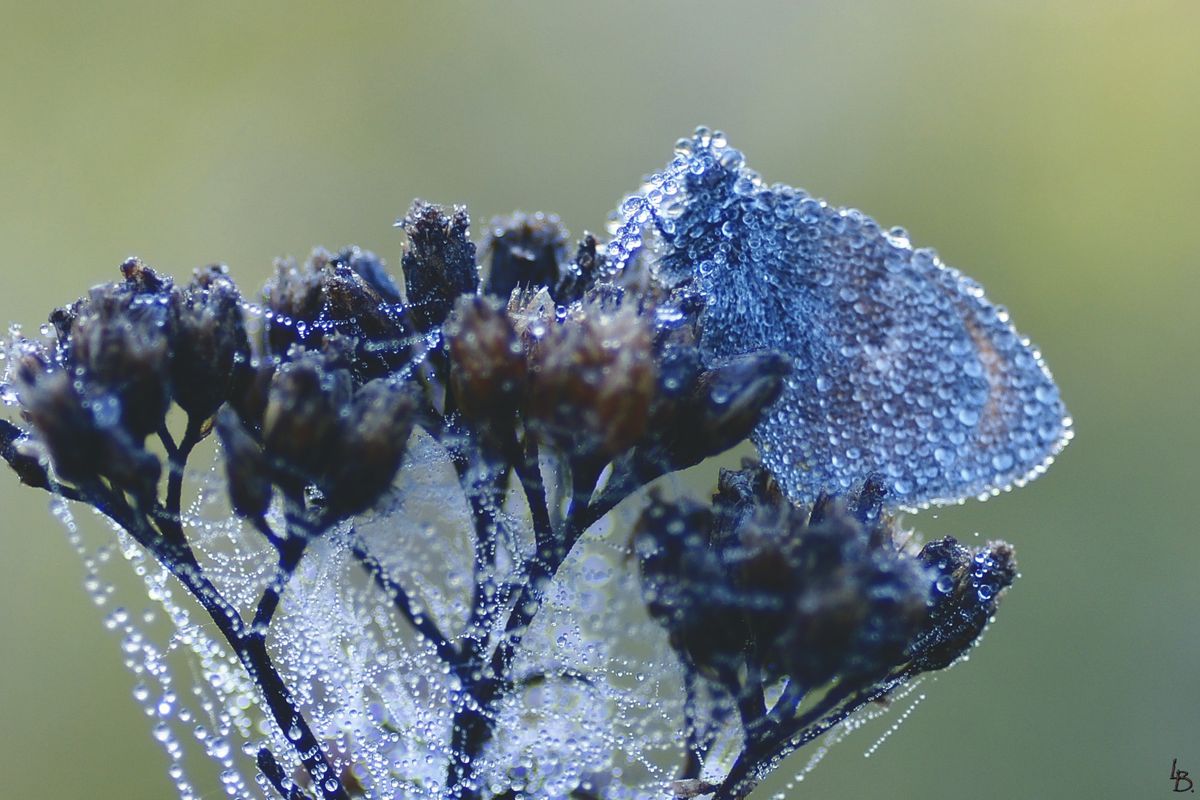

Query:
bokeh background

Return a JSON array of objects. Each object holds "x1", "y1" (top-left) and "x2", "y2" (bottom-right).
[{"x1": 1, "y1": 2, "x2": 1196, "y2": 798}]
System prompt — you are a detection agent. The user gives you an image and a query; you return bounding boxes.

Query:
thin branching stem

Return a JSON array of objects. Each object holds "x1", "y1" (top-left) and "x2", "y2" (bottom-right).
[
  {"x1": 448, "y1": 452, "x2": 510, "y2": 799},
  {"x1": 511, "y1": 435, "x2": 553, "y2": 555},
  {"x1": 161, "y1": 414, "x2": 204, "y2": 521},
  {"x1": 488, "y1": 463, "x2": 640, "y2": 680},
  {"x1": 251, "y1": 507, "x2": 327, "y2": 632},
  {"x1": 252, "y1": 532, "x2": 307, "y2": 633},
  {"x1": 257, "y1": 748, "x2": 316, "y2": 800},
  {"x1": 715, "y1": 669, "x2": 913, "y2": 800},
  {"x1": 680, "y1": 664, "x2": 705, "y2": 781},
  {"x1": 47, "y1": 475, "x2": 349, "y2": 800},
  {"x1": 349, "y1": 536, "x2": 459, "y2": 667}
]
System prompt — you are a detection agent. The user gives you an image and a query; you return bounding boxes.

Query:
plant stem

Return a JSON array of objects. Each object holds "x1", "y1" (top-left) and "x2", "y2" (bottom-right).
[
  {"x1": 715, "y1": 670, "x2": 911, "y2": 800},
  {"x1": 350, "y1": 537, "x2": 459, "y2": 667},
  {"x1": 70, "y1": 473, "x2": 350, "y2": 800}
]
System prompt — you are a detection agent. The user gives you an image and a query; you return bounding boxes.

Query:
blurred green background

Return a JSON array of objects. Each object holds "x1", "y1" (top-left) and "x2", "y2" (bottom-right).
[{"x1": 1, "y1": 2, "x2": 1196, "y2": 798}]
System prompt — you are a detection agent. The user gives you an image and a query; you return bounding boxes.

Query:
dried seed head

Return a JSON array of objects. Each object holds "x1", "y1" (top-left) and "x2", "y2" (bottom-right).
[
  {"x1": 482, "y1": 212, "x2": 568, "y2": 301},
  {"x1": 635, "y1": 350, "x2": 788, "y2": 477},
  {"x1": 399, "y1": 201, "x2": 478, "y2": 332},
  {"x1": 686, "y1": 352, "x2": 788, "y2": 448},
  {"x1": 14, "y1": 352, "x2": 160, "y2": 498},
  {"x1": 638, "y1": 466, "x2": 934, "y2": 692},
  {"x1": 324, "y1": 246, "x2": 402, "y2": 304},
  {"x1": 214, "y1": 406, "x2": 273, "y2": 519},
  {"x1": 525, "y1": 302, "x2": 656, "y2": 460},
  {"x1": 444, "y1": 295, "x2": 526, "y2": 432},
  {"x1": 12, "y1": 359, "x2": 100, "y2": 486},
  {"x1": 764, "y1": 499, "x2": 929, "y2": 687},
  {"x1": 323, "y1": 378, "x2": 417, "y2": 517},
  {"x1": 170, "y1": 265, "x2": 251, "y2": 420},
  {"x1": 62, "y1": 260, "x2": 175, "y2": 439},
  {"x1": 906, "y1": 538, "x2": 1018, "y2": 672},
  {"x1": 322, "y1": 271, "x2": 409, "y2": 381},
  {"x1": 262, "y1": 352, "x2": 352, "y2": 489},
  {"x1": 247, "y1": 342, "x2": 416, "y2": 516},
  {"x1": 633, "y1": 491, "x2": 750, "y2": 679},
  {"x1": 261, "y1": 256, "x2": 323, "y2": 357},
  {"x1": 261, "y1": 248, "x2": 410, "y2": 377}
]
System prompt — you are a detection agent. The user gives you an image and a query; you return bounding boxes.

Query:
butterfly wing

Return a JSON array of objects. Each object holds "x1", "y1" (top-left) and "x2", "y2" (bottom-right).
[{"x1": 609, "y1": 130, "x2": 1071, "y2": 508}]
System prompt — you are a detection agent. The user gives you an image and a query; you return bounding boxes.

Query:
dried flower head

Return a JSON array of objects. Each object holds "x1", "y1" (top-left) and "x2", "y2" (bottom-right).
[
  {"x1": 0, "y1": 128, "x2": 1065, "y2": 800},
  {"x1": 482, "y1": 212, "x2": 569, "y2": 301},
  {"x1": 400, "y1": 201, "x2": 479, "y2": 332},
  {"x1": 524, "y1": 300, "x2": 657, "y2": 462}
]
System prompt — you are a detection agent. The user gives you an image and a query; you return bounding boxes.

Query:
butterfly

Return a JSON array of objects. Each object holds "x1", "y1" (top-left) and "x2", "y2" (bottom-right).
[{"x1": 606, "y1": 128, "x2": 1071, "y2": 509}]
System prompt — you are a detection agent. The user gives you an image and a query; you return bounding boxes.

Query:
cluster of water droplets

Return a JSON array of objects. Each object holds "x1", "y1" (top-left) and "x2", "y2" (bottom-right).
[{"x1": 607, "y1": 127, "x2": 1072, "y2": 509}]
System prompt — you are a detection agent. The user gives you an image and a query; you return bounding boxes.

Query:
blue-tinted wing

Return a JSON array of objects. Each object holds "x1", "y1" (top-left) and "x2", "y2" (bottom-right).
[{"x1": 607, "y1": 129, "x2": 1071, "y2": 508}]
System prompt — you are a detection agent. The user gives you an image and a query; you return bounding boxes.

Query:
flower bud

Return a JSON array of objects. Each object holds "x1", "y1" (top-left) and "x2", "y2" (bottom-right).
[
  {"x1": 633, "y1": 492, "x2": 750, "y2": 678},
  {"x1": 14, "y1": 355, "x2": 160, "y2": 498},
  {"x1": 324, "y1": 379, "x2": 417, "y2": 517},
  {"x1": 170, "y1": 266, "x2": 251, "y2": 420},
  {"x1": 262, "y1": 353, "x2": 351, "y2": 487},
  {"x1": 444, "y1": 295, "x2": 526, "y2": 432},
  {"x1": 214, "y1": 406, "x2": 273, "y2": 519},
  {"x1": 482, "y1": 212, "x2": 568, "y2": 301},
  {"x1": 525, "y1": 303, "x2": 656, "y2": 460},
  {"x1": 553, "y1": 234, "x2": 600, "y2": 305},
  {"x1": 0, "y1": 419, "x2": 50, "y2": 490},
  {"x1": 398, "y1": 201, "x2": 478, "y2": 332},
  {"x1": 63, "y1": 260, "x2": 175, "y2": 439},
  {"x1": 906, "y1": 538, "x2": 1017, "y2": 672}
]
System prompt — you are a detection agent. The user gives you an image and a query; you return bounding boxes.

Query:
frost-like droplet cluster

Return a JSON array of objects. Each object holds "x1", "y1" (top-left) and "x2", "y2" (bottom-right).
[{"x1": 608, "y1": 128, "x2": 1072, "y2": 508}]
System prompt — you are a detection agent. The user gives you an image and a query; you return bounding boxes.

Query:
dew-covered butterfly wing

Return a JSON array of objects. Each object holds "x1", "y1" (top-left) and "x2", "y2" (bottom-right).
[{"x1": 607, "y1": 128, "x2": 1071, "y2": 508}]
